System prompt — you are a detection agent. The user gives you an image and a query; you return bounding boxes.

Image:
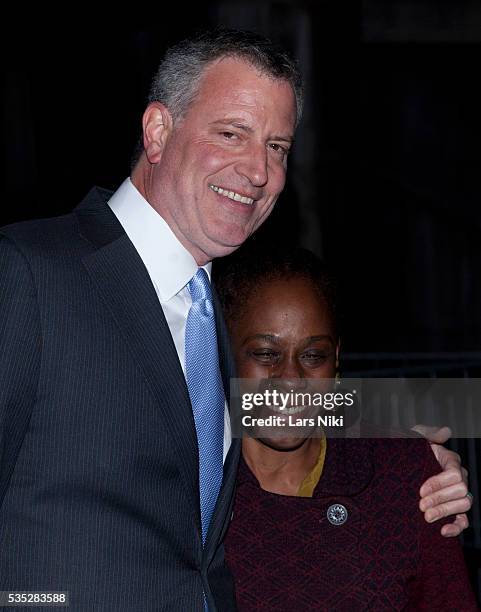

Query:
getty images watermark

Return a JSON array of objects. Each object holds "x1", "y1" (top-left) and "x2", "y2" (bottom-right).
[
  {"x1": 230, "y1": 378, "x2": 481, "y2": 439},
  {"x1": 240, "y1": 387, "x2": 354, "y2": 429},
  {"x1": 231, "y1": 379, "x2": 358, "y2": 438}
]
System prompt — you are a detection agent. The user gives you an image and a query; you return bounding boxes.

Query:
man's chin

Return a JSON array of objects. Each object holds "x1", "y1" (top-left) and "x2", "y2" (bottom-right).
[{"x1": 203, "y1": 236, "x2": 249, "y2": 262}]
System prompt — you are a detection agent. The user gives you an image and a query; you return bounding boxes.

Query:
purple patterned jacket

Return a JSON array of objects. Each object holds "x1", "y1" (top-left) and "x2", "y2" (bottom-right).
[{"x1": 225, "y1": 435, "x2": 477, "y2": 611}]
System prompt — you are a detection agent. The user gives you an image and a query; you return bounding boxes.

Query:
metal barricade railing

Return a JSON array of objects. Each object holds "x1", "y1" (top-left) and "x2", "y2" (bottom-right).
[{"x1": 342, "y1": 351, "x2": 481, "y2": 378}]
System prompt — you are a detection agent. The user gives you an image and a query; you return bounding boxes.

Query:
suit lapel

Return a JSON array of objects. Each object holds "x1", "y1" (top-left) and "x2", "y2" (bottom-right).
[
  {"x1": 320, "y1": 437, "x2": 374, "y2": 497},
  {"x1": 212, "y1": 285, "x2": 235, "y2": 404},
  {"x1": 204, "y1": 437, "x2": 240, "y2": 564},
  {"x1": 76, "y1": 190, "x2": 200, "y2": 528},
  {"x1": 207, "y1": 287, "x2": 241, "y2": 558}
]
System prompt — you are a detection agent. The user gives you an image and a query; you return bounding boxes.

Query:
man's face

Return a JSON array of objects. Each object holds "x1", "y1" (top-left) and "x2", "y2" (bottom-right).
[{"x1": 144, "y1": 57, "x2": 297, "y2": 264}]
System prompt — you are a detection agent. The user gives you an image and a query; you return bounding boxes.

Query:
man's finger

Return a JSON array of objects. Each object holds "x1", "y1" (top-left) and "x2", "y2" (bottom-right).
[
  {"x1": 423, "y1": 498, "x2": 472, "y2": 523},
  {"x1": 440, "y1": 514, "x2": 470, "y2": 538},
  {"x1": 419, "y1": 481, "x2": 469, "y2": 511},
  {"x1": 412, "y1": 424, "x2": 452, "y2": 444},
  {"x1": 419, "y1": 467, "x2": 463, "y2": 497},
  {"x1": 429, "y1": 444, "x2": 461, "y2": 470}
]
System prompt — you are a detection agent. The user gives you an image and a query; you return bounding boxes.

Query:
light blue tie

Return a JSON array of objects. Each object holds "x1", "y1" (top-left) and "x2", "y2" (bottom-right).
[{"x1": 185, "y1": 268, "x2": 225, "y2": 546}]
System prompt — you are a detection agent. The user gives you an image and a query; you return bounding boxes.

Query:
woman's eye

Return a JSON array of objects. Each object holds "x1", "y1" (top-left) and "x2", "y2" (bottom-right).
[
  {"x1": 250, "y1": 350, "x2": 280, "y2": 363},
  {"x1": 301, "y1": 352, "x2": 328, "y2": 363}
]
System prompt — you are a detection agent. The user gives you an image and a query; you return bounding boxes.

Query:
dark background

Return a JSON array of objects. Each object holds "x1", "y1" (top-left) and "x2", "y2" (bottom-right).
[
  {"x1": 4, "y1": 1, "x2": 481, "y2": 353},
  {"x1": 2, "y1": 0, "x2": 481, "y2": 601}
]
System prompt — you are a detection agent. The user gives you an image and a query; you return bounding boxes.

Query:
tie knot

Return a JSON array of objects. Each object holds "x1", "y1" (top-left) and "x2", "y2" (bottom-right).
[{"x1": 188, "y1": 268, "x2": 212, "y2": 303}]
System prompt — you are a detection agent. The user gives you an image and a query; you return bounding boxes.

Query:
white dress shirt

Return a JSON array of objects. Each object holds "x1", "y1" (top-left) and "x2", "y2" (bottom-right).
[{"x1": 108, "y1": 178, "x2": 231, "y2": 461}]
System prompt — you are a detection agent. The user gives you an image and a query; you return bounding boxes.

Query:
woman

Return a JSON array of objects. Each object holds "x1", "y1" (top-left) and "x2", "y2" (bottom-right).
[{"x1": 215, "y1": 245, "x2": 477, "y2": 611}]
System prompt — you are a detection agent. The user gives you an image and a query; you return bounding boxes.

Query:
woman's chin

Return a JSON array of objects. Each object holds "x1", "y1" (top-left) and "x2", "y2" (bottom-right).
[{"x1": 258, "y1": 436, "x2": 308, "y2": 452}]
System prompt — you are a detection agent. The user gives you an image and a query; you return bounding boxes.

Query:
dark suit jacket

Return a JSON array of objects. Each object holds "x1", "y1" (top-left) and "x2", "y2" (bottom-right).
[{"x1": 0, "y1": 187, "x2": 240, "y2": 611}]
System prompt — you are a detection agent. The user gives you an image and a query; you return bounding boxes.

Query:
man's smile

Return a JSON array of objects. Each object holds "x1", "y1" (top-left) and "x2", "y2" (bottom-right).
[{"x1": 209, "y1": 183, "x2": 255, "y2": 205}]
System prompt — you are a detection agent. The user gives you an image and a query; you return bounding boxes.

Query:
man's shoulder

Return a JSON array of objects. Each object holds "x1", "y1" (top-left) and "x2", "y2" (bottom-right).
[{"x1": 0, "y1": 187, "x2": 114, "y2": 256}]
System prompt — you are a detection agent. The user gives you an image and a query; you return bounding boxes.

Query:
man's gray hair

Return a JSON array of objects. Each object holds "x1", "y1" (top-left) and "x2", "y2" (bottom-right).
[{"x1": 148, "y1": 28, "x2": 303, "y2": 127}]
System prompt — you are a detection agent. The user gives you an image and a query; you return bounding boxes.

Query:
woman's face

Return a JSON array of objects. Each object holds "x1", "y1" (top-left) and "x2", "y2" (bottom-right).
[
  {"x1": 230, "y1": 276, "x2": 338, "y2": 379},
  {"x1": 229, "y1": 276, "x2": 339, "y2": 450}
]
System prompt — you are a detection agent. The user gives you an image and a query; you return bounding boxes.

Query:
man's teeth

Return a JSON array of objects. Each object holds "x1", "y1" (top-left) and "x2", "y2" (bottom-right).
[{"x1": 209, "y1": 184, "x2": 254, "y2": 205}]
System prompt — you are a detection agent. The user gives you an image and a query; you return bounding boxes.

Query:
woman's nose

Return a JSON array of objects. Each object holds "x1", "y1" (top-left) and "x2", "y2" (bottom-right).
[{"x1": 271, "y1": 356, "x2": 307, "y2": 390}]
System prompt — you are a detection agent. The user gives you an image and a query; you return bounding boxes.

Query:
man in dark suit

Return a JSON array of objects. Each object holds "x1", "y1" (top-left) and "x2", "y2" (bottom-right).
[
  {"x1": 0, "y1": 29, "x2": 472, "y2": 611},
  {"x1": 0, "y1": 29, "x2": 301, "y2": 611}
]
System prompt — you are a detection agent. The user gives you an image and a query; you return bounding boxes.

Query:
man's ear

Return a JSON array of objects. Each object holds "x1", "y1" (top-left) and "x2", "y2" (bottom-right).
[{"x1": 142, "y1": 102, "x2": 173, "y2": 164}]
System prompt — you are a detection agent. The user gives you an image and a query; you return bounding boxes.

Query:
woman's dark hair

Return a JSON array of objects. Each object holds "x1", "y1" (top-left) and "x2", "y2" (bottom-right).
[{"x1": 213, "y1": 242, "x2": 339, "y2": 337}]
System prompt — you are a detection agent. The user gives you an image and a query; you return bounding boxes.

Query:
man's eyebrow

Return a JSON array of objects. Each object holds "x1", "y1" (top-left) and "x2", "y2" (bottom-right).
[
  {"x1": 209, "y1": 120, "x2": 294, "y2": 143},
  {"x1": 209, "y1": 119, "x2": 251, "y2": 131},
  {"x1": 269, "y1": 134, "x2": 294, "y2": 145}
]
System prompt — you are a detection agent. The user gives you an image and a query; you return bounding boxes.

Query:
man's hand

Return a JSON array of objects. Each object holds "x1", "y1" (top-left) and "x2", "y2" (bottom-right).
[{"x1": 413, "y1": 425, "x2": 472, "y2": 537}]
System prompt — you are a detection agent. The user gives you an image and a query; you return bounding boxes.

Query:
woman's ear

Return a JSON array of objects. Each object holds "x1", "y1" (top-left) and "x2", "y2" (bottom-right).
[
  {"x1": 142, "y1": 102, "x2": 173, "y2": 164},
  {"x1": 335, "y1": 338, "x2": 341, "y2": 368}
]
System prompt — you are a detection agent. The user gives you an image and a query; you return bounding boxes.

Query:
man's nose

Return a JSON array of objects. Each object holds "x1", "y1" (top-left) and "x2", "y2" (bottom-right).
[{"x1": 236, "y1": 144, "x2": 268, "y2": 187}]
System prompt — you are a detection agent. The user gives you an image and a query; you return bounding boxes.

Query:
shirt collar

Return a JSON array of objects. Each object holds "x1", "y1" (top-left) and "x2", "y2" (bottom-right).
[{"x1": 107, "y1": 178, "x2": 211, "y2": 302}]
